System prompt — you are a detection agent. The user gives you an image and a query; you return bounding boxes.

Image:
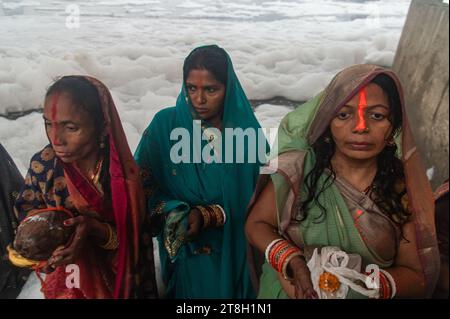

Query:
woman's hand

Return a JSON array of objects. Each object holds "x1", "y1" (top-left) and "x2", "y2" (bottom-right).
[
  {"x1": 288, "y1": 256, "x2": 319, "y2": 299},
  {"x1": 186, "y1": 208, "x2": 203, "y2": 241},
  {"x1": 47, "y1": 215, "x2": 94, "y2": 268},
  {"x1": 40, "y1": 251, "x2": 65, "y2": 274}
]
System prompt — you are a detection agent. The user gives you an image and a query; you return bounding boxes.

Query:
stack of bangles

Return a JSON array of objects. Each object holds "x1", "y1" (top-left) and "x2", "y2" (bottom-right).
[
  {"x1": 371, "y1": 269, "x2": 397, "y2": 299},
  {"x1": 265, "y1": 238, "x2": 303, "y2": 281},
  {"x1": 99, "y1": 223, "x2": 119, "y2": 250},
  {"x1": 195, "y1": 205, "x2": 226, "y2": 229}
]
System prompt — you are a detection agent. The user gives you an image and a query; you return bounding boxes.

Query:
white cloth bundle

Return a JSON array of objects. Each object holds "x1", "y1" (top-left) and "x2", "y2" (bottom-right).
[{"x1": 306, "y1": 246, "x2": 379, "y2": 299}]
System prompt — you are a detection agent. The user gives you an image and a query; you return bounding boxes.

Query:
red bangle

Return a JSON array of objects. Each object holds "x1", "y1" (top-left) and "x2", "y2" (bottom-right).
[
  {"x1": 379, "y1": 271, "x2": 390, "y2": 299},
  {"x1": 384, "y1": 272, "x2": 391, "y2": 299},
  {"x1": 277, "y1": 247, "x2": 301, "y2": 272},
  {"x1": 274, "y1": 245, "x2": 291, "y2": 271},
  {"x1": 269, "y1": 241, "x2": 289, "y2": 270},
  {"x1": 270, "y1": 242, "x2": 286, "y2": 268}
]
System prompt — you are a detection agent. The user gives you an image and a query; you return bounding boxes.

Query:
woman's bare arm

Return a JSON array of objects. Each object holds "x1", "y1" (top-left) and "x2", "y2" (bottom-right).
[
  {"x1": 245, "y1": 179, "x2": 280, "y2": 251},
  {"x1": 382, "y1": 221, "x2": 427, "y2": 298},
  {"x1": 245, "y1": 179, "x2": 317, "y2": 299}
]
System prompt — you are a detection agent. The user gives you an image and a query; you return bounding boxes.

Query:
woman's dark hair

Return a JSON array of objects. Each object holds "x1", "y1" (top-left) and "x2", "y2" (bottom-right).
[
  {"x1": 298, "y1": 74, "x2": 410, "y2": 235},
  {"x1": 45, "y1": 76, "x2": 104, "y2": 136},
  {"x1": 183, "y1": 46, "x2": 228, "y2": 85}
]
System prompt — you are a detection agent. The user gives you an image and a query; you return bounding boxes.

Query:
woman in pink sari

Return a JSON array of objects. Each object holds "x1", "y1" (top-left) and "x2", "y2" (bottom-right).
[{"x1": 13, "y1": 76, "x2": 156, "y2": 298}]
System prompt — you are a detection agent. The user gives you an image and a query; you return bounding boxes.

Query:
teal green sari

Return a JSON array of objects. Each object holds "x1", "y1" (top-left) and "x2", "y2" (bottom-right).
[{"x1": 135, "y1": 45, "x2": 267, "y2": 298}]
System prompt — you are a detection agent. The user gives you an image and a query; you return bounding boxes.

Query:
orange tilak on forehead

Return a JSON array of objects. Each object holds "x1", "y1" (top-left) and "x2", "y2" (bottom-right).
[{"x1": 355, "y1": 88, "x2": 368, "y2": 131}]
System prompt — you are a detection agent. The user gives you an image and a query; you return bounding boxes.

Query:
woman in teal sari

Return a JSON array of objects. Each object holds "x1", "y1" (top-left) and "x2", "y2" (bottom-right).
[
  {"x1": 135, "y1": 45, "x2": 267, "y2": 298},
  {"x1": 246, "y1": 64, "x2": 440, "y2": 299}
]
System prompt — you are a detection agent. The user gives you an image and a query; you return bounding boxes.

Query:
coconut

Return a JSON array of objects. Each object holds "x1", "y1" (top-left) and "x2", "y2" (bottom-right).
[{"x1": 13, "y1": 209, "x2": 74, "y2": 260}]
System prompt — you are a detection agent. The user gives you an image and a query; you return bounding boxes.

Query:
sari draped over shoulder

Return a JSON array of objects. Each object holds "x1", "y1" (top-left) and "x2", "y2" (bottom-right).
[
  {"x1": 1, "y1": 144, "x2": 23, "y2": 259},
  {"x1": 0, "y1": 144, "x2": 29, "y2": 297},
  {"x1": 14, "y1": 76, "x2": 155, "y2": 299},
  {"x1": 134, "y1": 45, "x2": 268, "y2": 298},
  {"x1": 248, "y1": 65, "x2": 440, "y2": 298}
]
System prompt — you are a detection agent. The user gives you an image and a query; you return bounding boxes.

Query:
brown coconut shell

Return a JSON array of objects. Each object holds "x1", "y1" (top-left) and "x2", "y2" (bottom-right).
[{"x1": 13, "y1": 209, "x2": 74, "y2": 260}]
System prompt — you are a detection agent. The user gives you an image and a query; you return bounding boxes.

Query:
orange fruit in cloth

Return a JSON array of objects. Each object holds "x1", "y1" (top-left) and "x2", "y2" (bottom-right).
[{"x1": 319, "y1": 271, "x2": 341, "y2": 293}]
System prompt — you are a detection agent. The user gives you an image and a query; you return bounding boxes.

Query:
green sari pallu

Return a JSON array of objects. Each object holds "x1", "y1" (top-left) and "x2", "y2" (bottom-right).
[{"x1": 135, "y1": 45, "x2": 268, "y2": 298}]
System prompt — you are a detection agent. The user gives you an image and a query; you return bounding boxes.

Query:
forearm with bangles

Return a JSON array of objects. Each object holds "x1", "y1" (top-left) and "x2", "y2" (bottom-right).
[
  {"x1": 195, "y1": 204, "x2": 226, "y2": 229},
  {"x1": 265, "y1": 238, "x2": 400, "y2": 299},
  {"x1": 89, "y1": 220, "x2": 118, "y2": 250},
  {"x1": 265, "y1": 238, "x2": 304, "y2": 280},
  {"x1": 365, "y1": 268, "x2": 397, "y2": 299},
  {"x1": 370, "y1": 267, "x2": 425, "y2": 298}
]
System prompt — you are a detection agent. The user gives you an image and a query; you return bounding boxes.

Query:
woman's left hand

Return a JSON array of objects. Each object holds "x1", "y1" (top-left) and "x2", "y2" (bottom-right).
[
  {"x1": 48, "y1": 215, "x2": 93, "y2": 267},
  {"x1": 186, "y1": 208, "x2": 203, "y2": 241},
  {"x1": 289, "y1": 256, "x2": 319, "y2": 299}
]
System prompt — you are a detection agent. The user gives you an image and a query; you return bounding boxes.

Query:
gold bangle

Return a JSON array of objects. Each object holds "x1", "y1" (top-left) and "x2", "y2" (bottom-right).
[
  {"x1": 109, "y1": 225, "x2": 119, "y2": 250},
  {"x1": 210, "y1": 205, "x2": 221, "y2": 226},
  {"x1": 204, "y1": 205, "x2": 225, "y2": 227},
  {"x1": 196, "y1": 206, "x2": 210, "y2": 229},
  {"x1": 213, "y1": 205, "x2": 224, "y2": 226},
  {"x1": 100, "y1": 223, "x2": 112, "y2": 247},
  {"x1": 206, "y1": 205, "x2": 218, "y2": 227},
  {"x1": 100, "y1": 223, "x2": 119, "y2": 250}
]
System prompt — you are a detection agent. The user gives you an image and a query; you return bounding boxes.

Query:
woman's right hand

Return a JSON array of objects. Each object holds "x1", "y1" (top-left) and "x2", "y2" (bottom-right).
[
  {"x1": 288, "y1": 256, "x2": 319, "y2": 299},
  {"x1": 39, "y1": 245, "x2": 66, "y2": 274},
  {"x1": 186, "y1": 208, "x2": 203, "y2": 241}
]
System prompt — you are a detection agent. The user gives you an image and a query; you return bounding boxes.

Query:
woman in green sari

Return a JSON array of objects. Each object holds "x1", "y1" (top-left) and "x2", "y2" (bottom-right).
[
  {"x1": 246, "y1": 64, "x2": 440, "y2": 299},
  {"x1": 135, "y1": 45, "x2": 267, "y2": 298}
]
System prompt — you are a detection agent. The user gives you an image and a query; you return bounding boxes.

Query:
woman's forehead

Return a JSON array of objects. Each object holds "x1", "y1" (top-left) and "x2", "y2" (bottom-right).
[
  {"x1": 43, "y1": 93, "x2": 89, "y2": 122},
  {"x1": 186, "y1": 69, "x2": 222, "y2": 84},
  {"x1": 345, "y1": 83, "x2": 389, "y2": 106}
]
